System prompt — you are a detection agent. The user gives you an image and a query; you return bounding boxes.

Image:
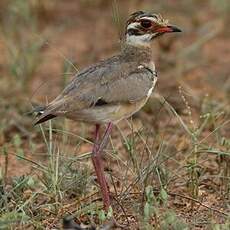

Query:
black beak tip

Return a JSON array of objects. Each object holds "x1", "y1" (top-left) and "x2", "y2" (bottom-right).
[{"x1": 170, "y1": 25, "x2": 182, "y2": 33}]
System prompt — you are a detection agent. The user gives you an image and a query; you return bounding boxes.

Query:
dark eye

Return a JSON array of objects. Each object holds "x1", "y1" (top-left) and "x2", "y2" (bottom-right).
[{"x1": 140, "y1": 20, "x2": 152, "y2": 28}]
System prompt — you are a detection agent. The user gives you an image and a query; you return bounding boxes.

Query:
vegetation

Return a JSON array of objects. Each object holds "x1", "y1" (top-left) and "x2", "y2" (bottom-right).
[{"x1": 0, "y1": 0, "x2": 229, "y2": 229}]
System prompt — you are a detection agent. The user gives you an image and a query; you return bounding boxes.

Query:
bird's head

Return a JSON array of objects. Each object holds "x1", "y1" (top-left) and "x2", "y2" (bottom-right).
[{"x1": 125, "y1": 11, "x2": 181, "y2": 47}]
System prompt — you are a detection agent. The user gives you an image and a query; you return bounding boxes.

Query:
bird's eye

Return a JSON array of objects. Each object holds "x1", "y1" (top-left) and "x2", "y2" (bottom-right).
[{"x1": 140, "y1": 20, "x2": 152, "y2": 28}]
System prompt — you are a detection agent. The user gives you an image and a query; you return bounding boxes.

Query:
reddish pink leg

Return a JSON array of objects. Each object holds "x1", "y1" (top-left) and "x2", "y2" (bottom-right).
[{"x1": 91, "y1": 122, "x2": 113, "y2": 210}]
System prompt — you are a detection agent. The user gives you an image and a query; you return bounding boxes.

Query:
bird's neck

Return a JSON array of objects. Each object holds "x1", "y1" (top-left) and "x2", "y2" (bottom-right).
[
  {"x1": 125, "y1": 33, "x2": 152, "y2": 48},
  {"x1": 121, "y1": 43, "x2": 152, "y2": 63}
]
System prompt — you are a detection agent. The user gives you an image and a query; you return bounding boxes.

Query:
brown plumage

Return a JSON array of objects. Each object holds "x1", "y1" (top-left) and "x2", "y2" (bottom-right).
[
  {"x1": 34, "y1": 46, "x2": 156, "y2": 125},
  {"x1": 33, "y1": 11, "x2": 181, "y2": 210}
]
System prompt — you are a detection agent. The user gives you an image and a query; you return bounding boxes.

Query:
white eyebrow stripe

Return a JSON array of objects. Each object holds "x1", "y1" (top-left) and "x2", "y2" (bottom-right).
[
  {"x1": 127, "y1": 22, "x2": 140, "y2": 30},
  {"x1": 140, "y1": 16, "x2": 157, "y2": 21}
]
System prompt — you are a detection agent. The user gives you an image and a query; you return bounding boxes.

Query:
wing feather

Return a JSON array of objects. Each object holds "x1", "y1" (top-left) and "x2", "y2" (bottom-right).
[{"x1": 41, "y1": 58, "x2": 155, "y2": 117}]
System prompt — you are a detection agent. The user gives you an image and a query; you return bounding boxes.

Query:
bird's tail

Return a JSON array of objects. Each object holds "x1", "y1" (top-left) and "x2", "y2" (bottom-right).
[{"x1": 31, "y1": 103, "x2": 56, "y2": 125}]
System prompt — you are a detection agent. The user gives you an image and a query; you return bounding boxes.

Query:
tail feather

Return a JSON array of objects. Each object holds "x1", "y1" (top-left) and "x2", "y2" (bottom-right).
[
  {"x1": 34, "y1": 114, "x2": 57, "y2": 125},
  {"x1": 33, "y1": 105, "x2": 46, "y2": 115},
  {"x1": 31, "y1": 104, "x2": 57, "y2": 125}
]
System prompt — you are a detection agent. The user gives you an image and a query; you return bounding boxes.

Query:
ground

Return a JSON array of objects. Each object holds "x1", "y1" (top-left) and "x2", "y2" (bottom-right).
[{"x1": 0, "y1": 0, "x2": 229, "y2": 229}]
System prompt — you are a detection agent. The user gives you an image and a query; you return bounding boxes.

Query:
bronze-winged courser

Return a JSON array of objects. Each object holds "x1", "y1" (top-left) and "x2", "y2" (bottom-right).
[{"x1": 34, "y1": 11, "x2": 181, "y2": 210}]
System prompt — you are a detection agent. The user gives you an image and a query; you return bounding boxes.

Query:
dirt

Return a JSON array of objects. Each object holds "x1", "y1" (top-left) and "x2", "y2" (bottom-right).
[{"x1": 0, "y1": 0, "x2": 229, "y2": 229}]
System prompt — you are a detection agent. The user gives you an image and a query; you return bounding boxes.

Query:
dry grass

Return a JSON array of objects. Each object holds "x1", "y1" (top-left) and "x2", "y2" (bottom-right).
[{"x1": 0, "y1": 0, "x2": 229, "y2": 229}]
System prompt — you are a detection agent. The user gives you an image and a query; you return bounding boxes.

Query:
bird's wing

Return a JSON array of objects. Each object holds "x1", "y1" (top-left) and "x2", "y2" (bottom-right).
[
  {"x1": 101, "y1": 67, "x2": 155, "y2": 103},
  {"x1": 43, "y1": 57, "x2": 155, "y2": 115}
]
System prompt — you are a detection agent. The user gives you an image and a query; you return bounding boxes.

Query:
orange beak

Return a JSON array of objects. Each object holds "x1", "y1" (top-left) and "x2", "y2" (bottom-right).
[{"x1": 156, "y1": 25, "x2": 182, "y2": 33}]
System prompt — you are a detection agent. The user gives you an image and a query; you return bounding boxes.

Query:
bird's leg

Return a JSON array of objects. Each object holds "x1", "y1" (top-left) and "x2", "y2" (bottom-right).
[
  {"x1": 98, "y1": 122, "x2": 113, "y2": 154},
  {"x1": 91, "y1": 123, "x2": 113, "y2": 211}
]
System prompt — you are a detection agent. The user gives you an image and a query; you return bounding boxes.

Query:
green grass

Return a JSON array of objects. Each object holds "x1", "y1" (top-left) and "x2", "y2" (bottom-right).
[
  {"x1": 1, "y1": 0, "x2": 45, "y2": 91},
  {"x1": 0, "y1": 0, "x2": 229, "y2": 228}
]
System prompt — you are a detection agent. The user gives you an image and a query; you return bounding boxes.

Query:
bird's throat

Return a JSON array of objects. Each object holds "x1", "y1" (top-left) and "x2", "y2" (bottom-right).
[{"x1": 125, "y1": 33, "x2": 152, "y2": 47}]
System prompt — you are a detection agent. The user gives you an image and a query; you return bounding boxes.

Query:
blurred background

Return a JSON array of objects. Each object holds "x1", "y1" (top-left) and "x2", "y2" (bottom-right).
[{"x1": 0, "y1": 0, "x2": 229, "y2": 229}]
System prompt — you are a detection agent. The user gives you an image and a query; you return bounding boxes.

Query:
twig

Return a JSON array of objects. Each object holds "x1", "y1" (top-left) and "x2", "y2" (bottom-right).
[
  {"x1": 126, "y1": 190, "x2": 228, "y2": 217},
  {"x1": 112, "y1": 195, "x2": 130, "y2": 226},
  {"x1": 168, "y1": 192, "x2": 229, "y2": 217}
]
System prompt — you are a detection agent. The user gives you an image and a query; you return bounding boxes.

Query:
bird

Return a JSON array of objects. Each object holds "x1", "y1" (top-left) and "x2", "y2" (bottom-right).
[{"x1": 34, "y1": 10, "x2": 181, "y2": 211}]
